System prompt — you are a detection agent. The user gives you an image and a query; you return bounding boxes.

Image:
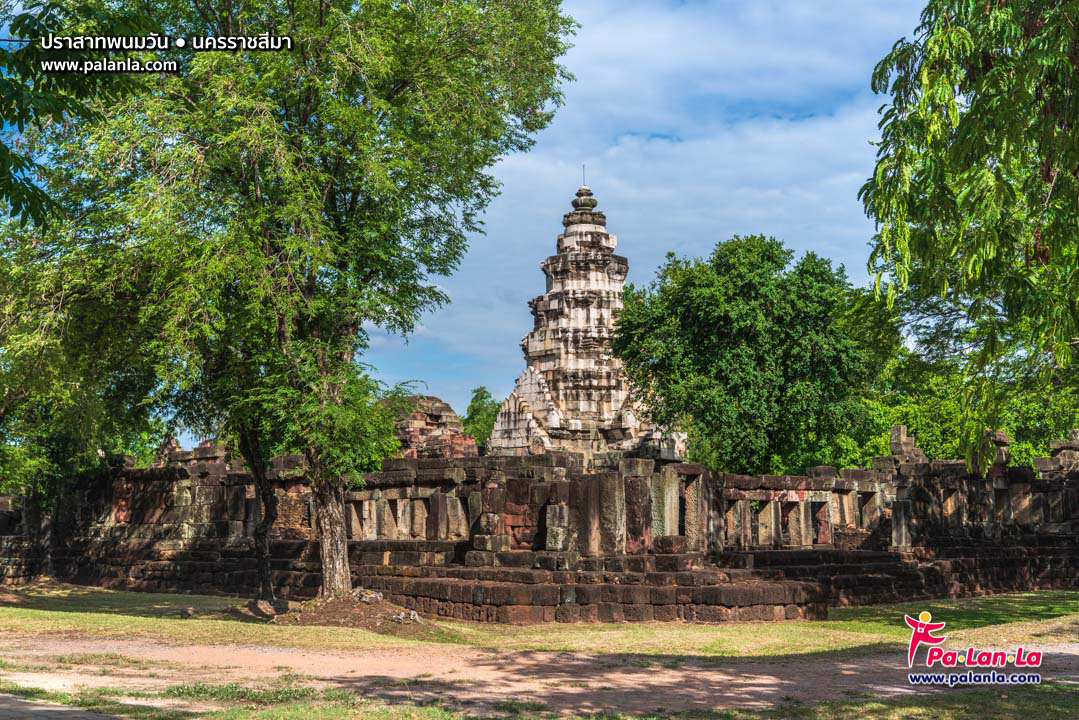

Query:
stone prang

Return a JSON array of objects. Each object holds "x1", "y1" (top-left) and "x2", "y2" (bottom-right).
[{"x1": 487, "y1": 186, "x2": 685, "y2": 464}]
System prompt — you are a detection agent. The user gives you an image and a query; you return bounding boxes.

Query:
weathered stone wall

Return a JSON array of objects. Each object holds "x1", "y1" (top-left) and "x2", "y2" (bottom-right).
[
  {"x1": 889, "y1": 430, "x2": 1079, "y2": 550},
  {"x1": 0, "y1": 536, "x2": 42, "y2": 586},
  {"x1": 1, "y1": 426, "x2": 1076, "y2": 623}
]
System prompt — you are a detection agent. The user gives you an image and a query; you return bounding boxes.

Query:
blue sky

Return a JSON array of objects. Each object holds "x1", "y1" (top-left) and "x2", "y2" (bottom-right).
[{"x1": 362, "y1": 0, "x2": 927, "y2": 418}]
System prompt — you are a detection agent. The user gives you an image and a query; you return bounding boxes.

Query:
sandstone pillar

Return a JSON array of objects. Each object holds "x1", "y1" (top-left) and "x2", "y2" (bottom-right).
[
  {"x1": 598, "y1": 472, "x2": 626, "y2": 555},
  {"x1": 650, "y1": 470, "x2": 679, "y2": 537}
]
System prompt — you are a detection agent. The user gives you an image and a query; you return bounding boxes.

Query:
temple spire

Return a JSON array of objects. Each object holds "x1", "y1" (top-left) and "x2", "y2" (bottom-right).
[
  {"x1": 487, "y1": 184, "x2": 686, "y2": 463},
  {"x1": 571, "y1": 185, "x2": 597, "y2": 211}
]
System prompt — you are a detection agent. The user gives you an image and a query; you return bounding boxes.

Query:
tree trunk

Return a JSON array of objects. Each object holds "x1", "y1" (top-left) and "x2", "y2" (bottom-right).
[
  {"x1": 237, "y1": 426, "x2": 277, "y2": 602},
  {"x1": 253, "y1": 479, "x2": 278, "y2": 601},
  {"x1": 313, "y1": 481, "x2": 352, "y2": 598}
]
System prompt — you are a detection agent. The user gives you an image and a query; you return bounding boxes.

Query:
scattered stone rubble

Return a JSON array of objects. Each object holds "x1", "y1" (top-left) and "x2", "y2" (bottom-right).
[{"x1": 392, "y1": 609, "x2": 421, "y2": 624}]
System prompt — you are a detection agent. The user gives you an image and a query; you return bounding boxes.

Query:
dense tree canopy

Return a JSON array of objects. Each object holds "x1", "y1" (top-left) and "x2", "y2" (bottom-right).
[
  {"x1": 0, "y1": 223, "x2": 166, "y2": 499},
  {"x1": 860, "y1": 0, "x2": 1079, "y2": 467},
  {"x1": 613, "y1": 234, "x2": 1075, "y2": 475},
  {"x1": 830, "y1": 354, "x2": 1078, "y2": 471},
  {"x1": 613, "y1": 235, "x2": 872, "y2": 475},
  {"x1": 3, "y1": 0, "x2": 574, "y2": 595}
]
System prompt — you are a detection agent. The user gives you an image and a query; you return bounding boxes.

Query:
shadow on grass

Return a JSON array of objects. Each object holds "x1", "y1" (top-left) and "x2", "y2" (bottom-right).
[
  {"x1": 0, "y1": 580, "x2": 250, "y2": 620},
  {"x1": 319, "y1": 644, "x2": 916, "y2": 715},
  {"x1": 1032, "y1": 616, "x2": 1079, "y2": 639},
  {"x1": 557, "y1": 684, "x2": 1079, "y2": 720},
  {"x1": 196, "y1": 683, "x2": 1078, "y2": 720},
  {"x1": 2, "y1": 583, "x2": 1077, "y2": 652}
]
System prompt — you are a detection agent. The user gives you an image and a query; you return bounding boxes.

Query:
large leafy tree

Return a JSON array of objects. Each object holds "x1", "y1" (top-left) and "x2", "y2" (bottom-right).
[
  {"x1": 835, "y1": 353, "x2": 1078, "y2": 470},
  {"x1": 1, "y1": 1, "x2": 162, "y2": 496},
  {"x1": 860, "y1": 0, "x2": 1079, "y2": 467},
  {"x1": 613, "y1": 235, "x2": 871, "y2": 475},
  {"x1": 10, "y1": 0, "x2": 573, "y2": 597}
]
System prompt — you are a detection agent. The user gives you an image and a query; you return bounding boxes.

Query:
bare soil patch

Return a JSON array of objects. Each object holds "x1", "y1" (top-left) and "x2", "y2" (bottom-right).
[
  {"x1": 2, "y1": 632, "x2": 1077, "y2": 717},
  {"x1": 263, "y1": 593, "x2": 457, "y2": 643}
]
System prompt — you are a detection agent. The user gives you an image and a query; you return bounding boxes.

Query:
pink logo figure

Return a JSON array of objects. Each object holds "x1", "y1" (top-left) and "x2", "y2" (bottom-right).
[{"x1": 904, "y1": 610, "x2": 946, "y2": 667}]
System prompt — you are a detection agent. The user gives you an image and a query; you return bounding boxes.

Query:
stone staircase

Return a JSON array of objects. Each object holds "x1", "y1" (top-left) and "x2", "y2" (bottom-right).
[{"x1": 351, "y1": 545, "x2": 827, "y2": 624}]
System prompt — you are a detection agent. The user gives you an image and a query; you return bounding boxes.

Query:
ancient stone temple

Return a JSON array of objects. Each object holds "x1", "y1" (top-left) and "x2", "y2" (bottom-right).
[
  {"x1": 395, "y1": 396, "x2": 478, "y2": 459},
  {"x1": 487, "y1": 187, "x2": 685, "y2": 463}
]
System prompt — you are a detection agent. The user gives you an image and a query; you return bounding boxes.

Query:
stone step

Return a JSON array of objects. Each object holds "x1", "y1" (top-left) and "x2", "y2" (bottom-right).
[
  {"x1": 711, "y1": 549, "x2": 905, "y2": 568},
  {"x1": 358, "y1": 570, "x2": 827, "y2": 624},
  {"x1": 353, "y1": 562, "x2": 742, "y2": 588}
]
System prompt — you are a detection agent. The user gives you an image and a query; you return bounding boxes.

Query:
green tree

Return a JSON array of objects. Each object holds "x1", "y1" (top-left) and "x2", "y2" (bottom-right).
[
  {"x1": 0, "y1": 230, "x2": 167, "y2": 503},
  {"x1": 7, "y1": 0, "x2": 574, "y2": 597},
  {"x1": 461, "y1": 386, "x2": 501, "y2": 452},
  {"x1": 1, "y1": 1, "x2": 151, "y2": 224},
  {"x1": 613, "y1": 235, "x2": 871, "y2": 475},
  {"x1": 841, "y1": 355, "x2": 1078, "y2": 470},
  {"x1": 860, "y1": 0, "x2": 1079, "y2": 468}
]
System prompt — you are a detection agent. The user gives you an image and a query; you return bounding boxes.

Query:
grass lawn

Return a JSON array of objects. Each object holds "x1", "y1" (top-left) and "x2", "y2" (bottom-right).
[
  {"x1": 1, "y1": 582, "x2": 1078, "y2": 658},
  {"x1": 1, "y1": 584, "x2": 1078, "y2": 719},
  {"x1": 2, "y1": 678, "x2": 1076, "y2": 720}
]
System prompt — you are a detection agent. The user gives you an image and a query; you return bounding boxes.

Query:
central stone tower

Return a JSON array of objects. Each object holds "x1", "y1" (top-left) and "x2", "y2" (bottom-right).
[{"x1": 487, "y1": 187, "x2": 684, "y2": 463}]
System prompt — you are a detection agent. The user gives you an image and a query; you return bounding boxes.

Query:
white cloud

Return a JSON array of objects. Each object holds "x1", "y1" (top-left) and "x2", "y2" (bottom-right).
[{"x1": 366, "y1": 0, "x2": 925, "y2": 414}]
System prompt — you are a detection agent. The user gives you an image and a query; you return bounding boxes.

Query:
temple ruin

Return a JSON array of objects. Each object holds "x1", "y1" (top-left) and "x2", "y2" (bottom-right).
[
  {"x1": 487, "y1": 187, "x2": 685, "y2": 463},
  {"x1": 395, "y1": 396, "x2": 478, "y2": 460},
  {"x1": 0, "y1": 189, "x2": 1076, "y2": 624},
  {"x1": 2, "y1": 422, "x2": 1076, "y2": 623}
]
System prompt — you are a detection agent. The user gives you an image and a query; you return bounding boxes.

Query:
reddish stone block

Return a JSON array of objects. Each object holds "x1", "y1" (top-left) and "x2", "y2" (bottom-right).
[
  {"x1": 578, "y1": 604, "x2": 598, "y2": 622},
  {"x1": 619, "y1": 586, "x2": 651, "y2": 604},
  {"x1": 650, "y1": 586, "x2": 677, "y2": 604},
  {"x1": 653, "y1": 535, "x2": 688, "y2": 554},
  {"x1": 531, "y1": 584, "x2": 560, "y2": 605},
  {"x1": 622, "y1": 604, "x2": 654, "y2": 622},
  {"x1": 507, "y1": 479, "x2": 531, "y2": 505},
  {"x1": 596, "y1": 602, "x2": 624, "y2": 623},
  {"x1": 573, "y1": 584, "x2": 601, "y2": 604},
  {"x1": 548, "y1": 481, "x2": 570, "y2": 505},
  {"x1": 555, "y1": 603, "x2": 581, "y2": 623},
  {"x1": 695, "y1": 604, "x2": 733, "y2": 622},
  {"x1": 599, "y1": 584, "x2": 620, "y2": 603},
  {"x1": 530, "y1": 483, "x2": 551, "y2": 506},
  {"x1": 482, "y1": 488, "x2": 507, "y2": 513},
  {"x1": 624, "y1": 476, "x2": 653, "y2": 554},
  {"x1": 497, "y1": 605, "x2": 546, "y2": 624},
  {"x1": 653, "y1": 604, "x2": 679, "y2": 622}
]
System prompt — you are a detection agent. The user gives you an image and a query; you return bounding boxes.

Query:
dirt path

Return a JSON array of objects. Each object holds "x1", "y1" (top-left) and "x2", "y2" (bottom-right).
[{"x1": 1, "y1": 634, "x2": 1077, "y2": 716}]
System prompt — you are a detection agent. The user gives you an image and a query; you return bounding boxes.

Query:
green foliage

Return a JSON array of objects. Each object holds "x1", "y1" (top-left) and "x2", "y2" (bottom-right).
[
  {"x1": 860, "y1": 0, "x2": 1079, "y2": 468},
  {"x1": 856, "y1": 360, "x2": 1077, "y2": 468},
  {"x1": 461, "y1": 386, "x2": 501, "y2": 451},
  {"x1": 5, "y1": 0, "x2": 572, "y2": 480},
  {"x1": 0, "y1": 1, "x2": 152, "y2": 225},
  {"x1": 613, "y1": 235, "x2": 871, "y2": 475},
  {"x1": 0, "y1": 215, "x2": 169, "y2": 499}
]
